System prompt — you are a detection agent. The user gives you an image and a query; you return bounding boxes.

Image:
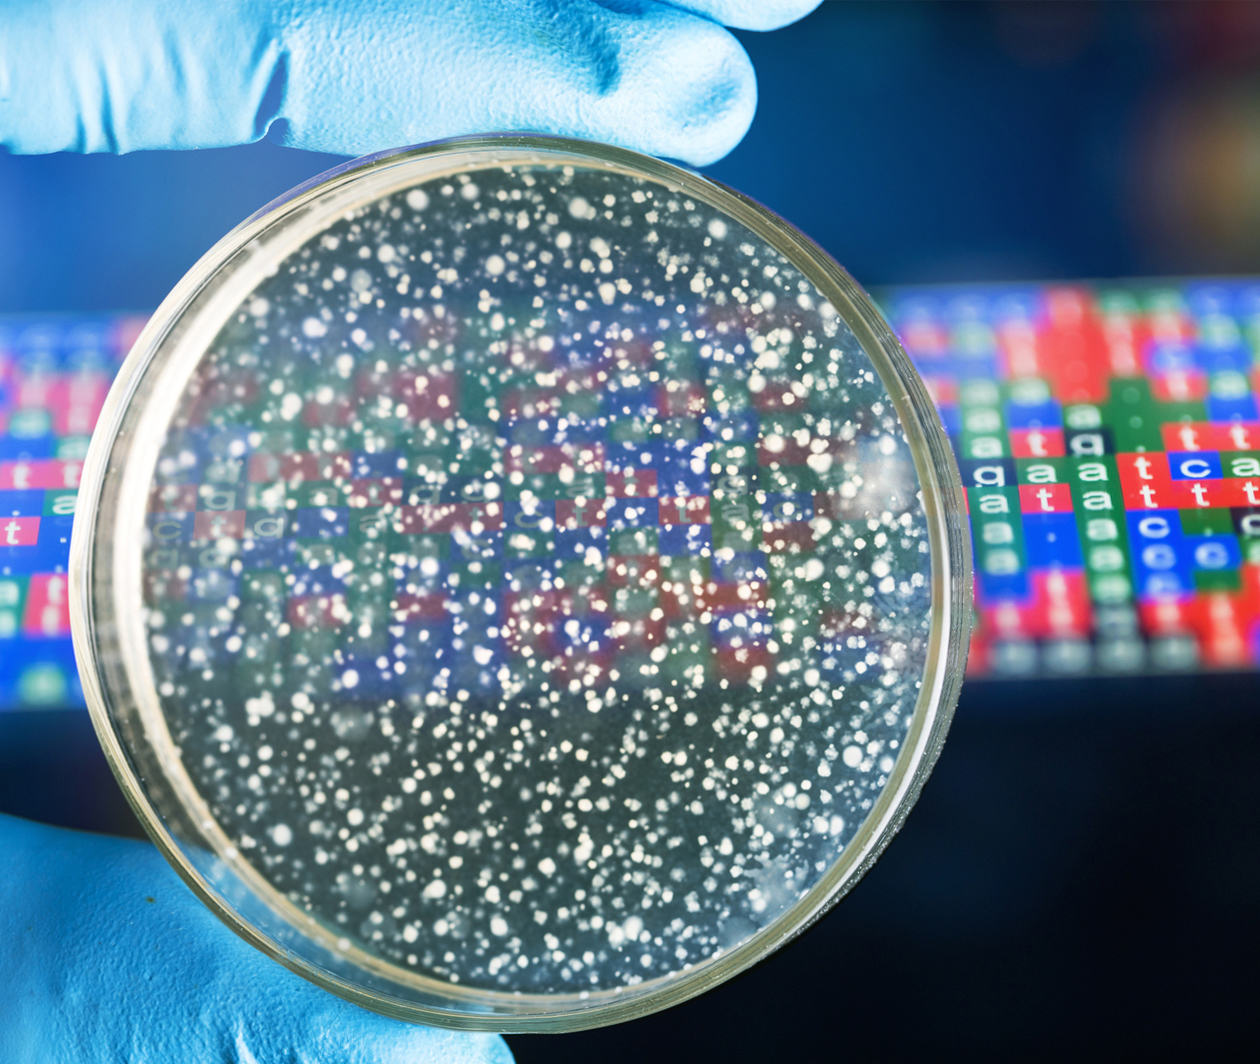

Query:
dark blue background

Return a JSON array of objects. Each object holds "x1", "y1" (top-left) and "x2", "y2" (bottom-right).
[{"x1": 2, "y1": 1, "x2": 1258, "y2": 1057}]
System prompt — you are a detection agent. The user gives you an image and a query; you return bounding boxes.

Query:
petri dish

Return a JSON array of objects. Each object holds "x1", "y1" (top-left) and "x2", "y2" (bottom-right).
[{"x1": 70, "y1": 135, "x2": 971, "y2": 1031}]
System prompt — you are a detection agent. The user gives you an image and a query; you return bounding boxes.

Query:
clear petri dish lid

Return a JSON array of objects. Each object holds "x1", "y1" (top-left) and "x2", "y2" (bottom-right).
[{"x1": 70, "y1": 135, "x2": 971, "y2": 1032}]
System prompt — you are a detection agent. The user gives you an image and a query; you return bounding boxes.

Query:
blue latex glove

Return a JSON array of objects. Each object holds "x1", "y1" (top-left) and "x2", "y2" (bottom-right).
[
  {"x1": 0, "y1": 814, "x2": 514, "y2": 1063},
  {"x1": 0, "y1": 0, "x2": 822, "y2": 165}
]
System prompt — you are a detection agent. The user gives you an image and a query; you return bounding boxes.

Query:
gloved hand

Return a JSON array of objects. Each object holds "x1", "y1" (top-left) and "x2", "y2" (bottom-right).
[
  {"x1": 0, "y1": 814, "x2": 514, "y2": 1063},
  {"x1": 0, "y1": 0, "x2": 821, "y2": 165}
]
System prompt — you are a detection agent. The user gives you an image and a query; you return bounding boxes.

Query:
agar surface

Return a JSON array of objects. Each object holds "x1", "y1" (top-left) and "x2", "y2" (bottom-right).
[{"x1": 141, "y1": 163, "x2": 930, "y2": 993}]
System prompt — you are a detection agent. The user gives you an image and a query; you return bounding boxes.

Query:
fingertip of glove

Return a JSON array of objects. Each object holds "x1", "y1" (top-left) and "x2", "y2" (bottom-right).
[
  {"x1": 671, "y1": 0, "x2": 826, "y2": 32},
  {"x1": 484, "y1": 1033, "x2": 518, "y2": 1064},
  {"x1": 292, "y1": 983, "x2": 511, "y2": 1064},
  {"x1": 351, "y1": 1018, "x2": 514, "y2": 1064},
  {"x1": 630, "y1": 18, "x2": 757, "y2": 166}
]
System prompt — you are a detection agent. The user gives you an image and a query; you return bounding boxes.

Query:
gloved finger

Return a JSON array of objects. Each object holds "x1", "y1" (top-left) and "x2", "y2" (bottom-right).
[
  {"x1": 0, "y1": 0, "x2": 764, "y2": 165},
  {"x1": 0, "y1": 815, "x2": 513, "y2": 1064},
  {"x1": 660, "y1": 0, "x2": 824, "y2": 32}
]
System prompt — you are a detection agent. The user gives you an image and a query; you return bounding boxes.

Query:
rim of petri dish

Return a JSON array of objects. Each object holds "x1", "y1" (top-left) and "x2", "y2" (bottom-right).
[{"x1": 69, "y1": 134, "x2": 972, "y2": 1032}]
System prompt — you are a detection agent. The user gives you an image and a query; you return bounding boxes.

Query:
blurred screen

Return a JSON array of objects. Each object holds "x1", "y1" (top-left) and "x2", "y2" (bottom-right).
[{"x1": 5, "y1": 280, "x2": 1260, "y2": 707}]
